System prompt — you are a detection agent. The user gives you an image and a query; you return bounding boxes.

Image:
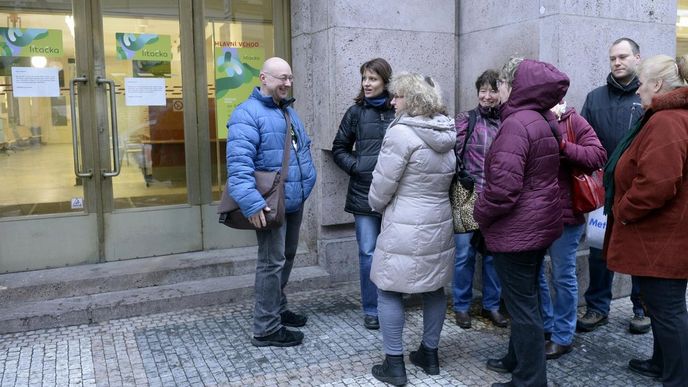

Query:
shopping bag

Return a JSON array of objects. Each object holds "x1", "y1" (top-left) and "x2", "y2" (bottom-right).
[{"x1": 585, "y1": 207, "x2": 607, "y2": 249}]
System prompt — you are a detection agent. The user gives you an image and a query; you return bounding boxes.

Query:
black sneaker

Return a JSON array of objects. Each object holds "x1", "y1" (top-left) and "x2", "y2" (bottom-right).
[
  {"x1": 364, "y1": 315, "x2": 380, "y2": 330},
  {"x1": 628, "y1": 358, "x2": 661, "y2": 378},
  {"x1": 486, "y1": 358, "x2": 513, "y2": 374},
  {"x1": 251, "y1": 327, "x2": 304, "y2": 347},
  {"x1": 280, "y1": 310, "x2": 307, "y2": 328}
]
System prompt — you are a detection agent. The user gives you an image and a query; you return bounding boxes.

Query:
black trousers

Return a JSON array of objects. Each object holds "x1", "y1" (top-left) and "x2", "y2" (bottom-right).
[
  {"x1": 494, "y1": 250, "x2": 547, "y2": 387},
  {"x1": 636, "y1": 276, "x2": 688, "y2": 387}
]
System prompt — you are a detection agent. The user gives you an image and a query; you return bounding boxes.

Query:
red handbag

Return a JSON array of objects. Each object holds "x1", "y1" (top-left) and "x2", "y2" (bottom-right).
[{"x1": 566, "y1": 118, "x2": 605, "y2": 214}]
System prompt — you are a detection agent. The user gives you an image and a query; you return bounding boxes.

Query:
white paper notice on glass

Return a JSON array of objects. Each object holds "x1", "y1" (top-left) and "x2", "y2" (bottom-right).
[
  {"x1": 125, "y1": 77, "x2": 166, "y2": 106},
  {"x1": 11, "y1": 67, "x2": 60, "y2": 97}
]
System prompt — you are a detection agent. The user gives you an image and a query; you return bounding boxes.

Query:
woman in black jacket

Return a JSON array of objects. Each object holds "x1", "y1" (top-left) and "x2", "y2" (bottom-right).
[{"x1": 332, "y1": 58, "x2": 395, "y2": 330}]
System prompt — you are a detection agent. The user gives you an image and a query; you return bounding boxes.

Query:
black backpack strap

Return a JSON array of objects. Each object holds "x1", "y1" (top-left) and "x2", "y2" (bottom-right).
[
  {"x1": 350, "y1": 104, "x2": 362, "y2": 133},
  {"x1": 459, "y1": 109, "x2": 477, "y2": 163}
]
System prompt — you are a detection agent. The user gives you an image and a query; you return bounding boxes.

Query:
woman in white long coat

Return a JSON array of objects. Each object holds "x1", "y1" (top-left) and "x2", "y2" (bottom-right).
[{"x1": 368, "y1": 72, "x2": 456, "y2": 386}]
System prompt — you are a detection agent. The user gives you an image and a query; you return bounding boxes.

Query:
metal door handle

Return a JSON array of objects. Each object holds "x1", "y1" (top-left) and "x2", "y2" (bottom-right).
[
  {"x1": 97, "y1": 77, "x2": 120, "y2": 177},
  {"x1": 69, "y1": 76, "x2": 92, "y2": 178}
]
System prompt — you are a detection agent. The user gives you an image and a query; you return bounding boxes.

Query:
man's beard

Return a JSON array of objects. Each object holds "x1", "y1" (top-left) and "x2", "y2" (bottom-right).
[{"x1": 269, "y1": 87, "x2": 286, "y2": 102}]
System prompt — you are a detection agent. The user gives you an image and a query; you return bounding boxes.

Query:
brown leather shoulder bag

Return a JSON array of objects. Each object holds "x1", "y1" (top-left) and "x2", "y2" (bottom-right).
[{"x1": 218, "y1": 110, "x2": 292, "y2": 230}]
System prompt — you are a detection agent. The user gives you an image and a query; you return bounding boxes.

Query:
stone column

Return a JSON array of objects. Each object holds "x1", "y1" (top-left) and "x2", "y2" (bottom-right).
[{"x1": 291, "y1": 0, "x2": 458, "y2": 281}]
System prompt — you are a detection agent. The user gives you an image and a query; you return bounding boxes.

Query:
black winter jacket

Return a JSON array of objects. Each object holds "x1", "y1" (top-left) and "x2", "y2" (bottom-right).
[
  {"x1": 580, "y1": 73, "x2": 643, "y2": 154},
  {"x1": 332, "y1": 101, "x2": 396, "y2": 216}
]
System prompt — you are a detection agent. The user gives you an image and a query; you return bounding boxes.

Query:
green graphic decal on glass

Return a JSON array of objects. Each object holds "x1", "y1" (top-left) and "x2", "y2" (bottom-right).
[
  {"x1": 214, "y1": 46, "x2": 263, "y2": 139},
  {"x1": 116, "y1": 33, "x2": 172, "y2": 61},
  {"x1": 0, "y1": 28, "x2": 63, "y2": 57}
]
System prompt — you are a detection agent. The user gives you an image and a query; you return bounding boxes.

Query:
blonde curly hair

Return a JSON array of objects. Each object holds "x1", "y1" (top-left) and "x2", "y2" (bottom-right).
[
  {"x1": 389, "y1": 72, "x2": 446, "y2": 117},
  {"x1": 500, "y1": 56, "x2": 524, "y2": 87}
]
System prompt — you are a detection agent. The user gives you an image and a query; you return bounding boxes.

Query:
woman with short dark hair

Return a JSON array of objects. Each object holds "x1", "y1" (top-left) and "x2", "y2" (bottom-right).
[{"x1": 451, "y1": 69, "x2": 507, "y2": 330}]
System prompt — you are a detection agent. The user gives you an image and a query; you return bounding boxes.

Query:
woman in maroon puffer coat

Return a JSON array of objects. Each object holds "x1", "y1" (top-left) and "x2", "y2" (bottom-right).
[{"x1": 474, "y1": 57, "x2": 568, "y2": 387}]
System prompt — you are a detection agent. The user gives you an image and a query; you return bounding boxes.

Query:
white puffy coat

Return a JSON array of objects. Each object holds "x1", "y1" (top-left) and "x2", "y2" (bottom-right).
[{"x1": 368, "y1": 114, "x2": 457, "y2": 293}]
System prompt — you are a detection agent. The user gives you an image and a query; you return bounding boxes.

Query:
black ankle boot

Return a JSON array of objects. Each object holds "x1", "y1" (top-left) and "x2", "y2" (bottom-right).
[
  {"x1": 409, "y1": 342, "x2": 440, "y2": 375},
  {"x1": 372, "y1": 354, "x2": 407, "y2": 386}
]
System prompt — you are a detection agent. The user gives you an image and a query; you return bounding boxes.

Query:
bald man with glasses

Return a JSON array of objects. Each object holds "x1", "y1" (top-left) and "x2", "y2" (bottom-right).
[{"x1": 226, "y1": 57, "x2": 317, "y2": 347}]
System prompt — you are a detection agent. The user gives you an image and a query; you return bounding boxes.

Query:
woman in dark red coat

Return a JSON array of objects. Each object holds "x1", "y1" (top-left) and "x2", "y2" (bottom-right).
[{"x1": 605, "y1": 54, "x2": 688, "y2": 386}]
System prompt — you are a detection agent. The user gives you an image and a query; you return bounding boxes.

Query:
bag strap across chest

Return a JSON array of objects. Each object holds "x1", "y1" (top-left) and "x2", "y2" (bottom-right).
[
  {"x1": 459, "y1": 109, "x2": 477, "y2": 163},
  {"x1": 281, "y1": 109, "x2": 293, "y2": 176}
]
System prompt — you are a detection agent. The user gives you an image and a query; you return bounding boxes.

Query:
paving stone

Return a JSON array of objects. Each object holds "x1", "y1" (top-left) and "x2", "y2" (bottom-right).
[{"x1": 0, "y1": 282, "x2": 671, "y2": 386}]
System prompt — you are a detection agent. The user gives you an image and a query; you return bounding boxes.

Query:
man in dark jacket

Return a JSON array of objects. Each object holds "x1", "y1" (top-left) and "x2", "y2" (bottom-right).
[
  {"x1": 578, "y1": 37, "x2": 649, "y2": 335},
  {"x1": 227, "y1": 57, "x2": 316, "y2": 347}
]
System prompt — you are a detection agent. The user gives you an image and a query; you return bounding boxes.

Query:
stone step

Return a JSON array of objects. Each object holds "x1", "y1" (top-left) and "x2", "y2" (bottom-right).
[
  {"x1": 0, "y1": 247, "x2": 316, "y2": 302},
  {"x1": 0, "y1": 265, "x2": 330, "y2": 334}
]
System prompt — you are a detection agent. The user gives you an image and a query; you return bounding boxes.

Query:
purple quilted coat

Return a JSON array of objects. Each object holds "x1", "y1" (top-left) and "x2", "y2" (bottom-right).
[{"x1": 474, "y1": 59, "x2": 569, "y2": 253}]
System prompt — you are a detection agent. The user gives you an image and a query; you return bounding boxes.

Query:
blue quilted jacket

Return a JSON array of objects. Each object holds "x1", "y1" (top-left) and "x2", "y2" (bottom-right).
[{"x1": 226, "y1": 87, "x2": 317, "y2": 217}]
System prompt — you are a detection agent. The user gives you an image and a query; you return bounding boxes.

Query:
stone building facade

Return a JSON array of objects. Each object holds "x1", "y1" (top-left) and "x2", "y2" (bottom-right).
[{"x1": 291, "y1": 0, "x2": 676, "y2": 292}]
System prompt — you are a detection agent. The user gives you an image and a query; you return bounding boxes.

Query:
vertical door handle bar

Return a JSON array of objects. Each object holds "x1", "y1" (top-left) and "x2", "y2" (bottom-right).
[
  {"x1": 97, "y1": 77, "x2": 120, "y2": 177},
  {"x1": 69, "y1": 76, "x2": 92, "y2": 178}
]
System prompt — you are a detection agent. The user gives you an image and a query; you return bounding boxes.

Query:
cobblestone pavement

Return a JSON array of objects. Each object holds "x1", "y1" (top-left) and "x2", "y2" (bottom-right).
[{"x1": 0, "y1": 282, "x2": 660, "y2": 387}]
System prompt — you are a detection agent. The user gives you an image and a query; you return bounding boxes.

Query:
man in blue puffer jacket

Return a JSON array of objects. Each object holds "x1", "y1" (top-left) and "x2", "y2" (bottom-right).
[{"x1": 226, "y1": 57, "x2": 316, "y2": 348}]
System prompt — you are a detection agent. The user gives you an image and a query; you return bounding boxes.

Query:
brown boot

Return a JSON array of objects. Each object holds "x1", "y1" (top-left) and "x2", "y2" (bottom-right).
[
  {"x1": 481, "y1": 309, "x2": 508, "y2": 328},
  {"x1": 454, "y1": 311, "x2": 471, "y2": 329}
]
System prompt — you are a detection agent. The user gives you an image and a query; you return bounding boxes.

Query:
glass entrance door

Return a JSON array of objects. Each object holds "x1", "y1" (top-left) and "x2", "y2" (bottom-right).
[
  {"x1": 0, "y1": 1, "x2": 100, "y2": 272},
  {"x1": 0, "y1": 0, "x2": 288, "y2": 272},
  {"x1": 0, "y1": 0, "x2": 203, "y2": 272},
  {"x1": 99, "y1": 1, "x2": 202, "y2": 260}
]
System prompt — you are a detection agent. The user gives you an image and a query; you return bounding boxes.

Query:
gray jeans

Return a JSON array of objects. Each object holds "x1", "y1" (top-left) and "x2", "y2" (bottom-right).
[
  {"x1": 377, "y1": 287, "x2": 447, "y2": 355},
  {"x1": 253, "y1": 207, "x2": 303, "y2": 337}
]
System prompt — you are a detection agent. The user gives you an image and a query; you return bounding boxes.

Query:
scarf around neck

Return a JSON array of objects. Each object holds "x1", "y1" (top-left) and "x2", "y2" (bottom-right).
[
  {"x1": 364, "y1": 92, "x2": 388, "y2": 107},
  {"x1": 603, "y1": 115, "x2": 646, "y2": 215}
]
